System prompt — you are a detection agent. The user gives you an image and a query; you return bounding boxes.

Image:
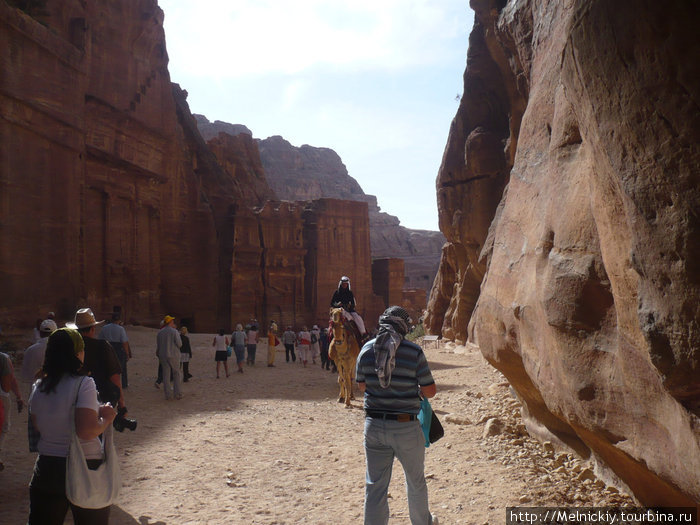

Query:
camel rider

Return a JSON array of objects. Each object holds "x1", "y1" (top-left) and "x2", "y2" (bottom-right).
[{"x1": 330, "y1": 276, "x2": 366, "y2": 337}]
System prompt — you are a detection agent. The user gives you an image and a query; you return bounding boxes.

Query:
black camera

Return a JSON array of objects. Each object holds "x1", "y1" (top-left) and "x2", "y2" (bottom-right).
[
  {"x1": 113, "y1": 406, "x2": 137, "y2": 432},
  {"x1": 94, "y1": 381, "x2": 136, "y2": 432}
]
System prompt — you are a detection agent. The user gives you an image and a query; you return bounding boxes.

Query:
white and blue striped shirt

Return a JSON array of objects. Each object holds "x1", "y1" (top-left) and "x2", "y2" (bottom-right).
[{"x1": 356, "y1": 338, "x2": 434, "y2": 415}]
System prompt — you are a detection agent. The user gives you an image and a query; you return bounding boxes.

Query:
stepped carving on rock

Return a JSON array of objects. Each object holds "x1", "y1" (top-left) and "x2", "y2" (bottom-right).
[{"x1": 427, "y1": 0, "x2": 700, "y2": 506}]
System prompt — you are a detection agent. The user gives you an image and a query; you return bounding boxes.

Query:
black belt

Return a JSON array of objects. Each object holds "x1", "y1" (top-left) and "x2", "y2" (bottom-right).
[{"x1": 366, "y1": 411, "x2": 416, "y2": 422}]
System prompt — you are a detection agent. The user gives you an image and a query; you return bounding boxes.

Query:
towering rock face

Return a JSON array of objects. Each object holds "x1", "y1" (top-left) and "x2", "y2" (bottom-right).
[
  {"x1": 230, "y1": 202, "x2": 307, "y2": 329},
  {"x1": 0, "y1": 1, "x2": 264, "y2": 331},
  {"x1": 225, "y1": 198, "x2": 386, "y2": 331},
  {"x1": 1, "y1": 1, "x2": 89, "y2": 324},
  {"x1": 1, "y1": 0, "x2": 208, "y2": 327},
  {"x1": 203, "y1": 131, "x2": 385, "y2": 329},
  {"x1": 428, "y1": 0, "x2": 700, "y2": 505},
  {"x1": 170, "y1": 86, "x2": 257, "y2": 330},
  {"x1": 193, "y1": 128, "x2": 446, "y2": 295},
  {"x1": 205, "y1": 131, "x2": 277, "y2": 206}
]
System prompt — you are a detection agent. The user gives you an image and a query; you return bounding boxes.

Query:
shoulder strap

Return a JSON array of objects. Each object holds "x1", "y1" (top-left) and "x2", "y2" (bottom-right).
[
  {"x1": 69, "y1": 376, "x2": 86, "y2": 433},
  {"x1": 72, "y1": 376, "x2": 86, "y2": 405}
]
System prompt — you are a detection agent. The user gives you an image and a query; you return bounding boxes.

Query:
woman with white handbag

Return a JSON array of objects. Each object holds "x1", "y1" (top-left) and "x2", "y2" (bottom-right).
[{"x1": 28, "y1": 328, "x2": 118, "y2": 525}]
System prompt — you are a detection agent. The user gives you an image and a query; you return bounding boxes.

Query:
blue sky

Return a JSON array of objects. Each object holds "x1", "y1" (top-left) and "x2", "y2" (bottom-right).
[{"x1": 158, "y1": 1, "x2": 474, "y2": 231}]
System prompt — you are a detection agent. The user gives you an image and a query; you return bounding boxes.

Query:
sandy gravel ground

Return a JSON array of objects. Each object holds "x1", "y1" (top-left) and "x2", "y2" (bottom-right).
[{"x1": 0, "y1": 326, "x2": 633, "y2": 524}]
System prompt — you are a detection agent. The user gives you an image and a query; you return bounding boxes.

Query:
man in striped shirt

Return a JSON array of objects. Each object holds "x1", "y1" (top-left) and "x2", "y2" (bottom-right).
[{"x1": 356, "y1": 306, "x2": 438, "y2": 525}]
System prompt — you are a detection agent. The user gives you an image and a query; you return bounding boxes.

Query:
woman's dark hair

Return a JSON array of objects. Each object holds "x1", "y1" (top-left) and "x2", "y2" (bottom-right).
[
  {"x1": 219, "y1": 329, "x2": 225, "y2": 336},
  {"x1": 39, "y1": 328, "x2": 85, "y2": 393}
]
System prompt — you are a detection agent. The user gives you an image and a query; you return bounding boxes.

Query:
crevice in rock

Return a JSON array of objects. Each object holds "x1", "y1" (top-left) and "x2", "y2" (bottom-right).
[
  {"x1": 439, "y1": 174, "x2": 493, "y2": 189},
  {"x1": 258, "y1": 216, "x2": 267, "y2": 321}
]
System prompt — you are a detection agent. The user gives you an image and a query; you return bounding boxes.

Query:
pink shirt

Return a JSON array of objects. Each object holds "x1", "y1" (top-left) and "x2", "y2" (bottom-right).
[{"x1": 246, "y1": 330, "x2": 258, "y2": 344}]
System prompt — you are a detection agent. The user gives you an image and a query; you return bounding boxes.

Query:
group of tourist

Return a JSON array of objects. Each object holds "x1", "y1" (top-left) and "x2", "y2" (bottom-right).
[
  {"x1": 281, "y1": 324, "x2": 333, "y2": 368},
  {"x1": 3, "y1": 288, "x2": 439, "y2": 524},
  {"x1": 150, "y1": 314, "x2": 338, "y2": 398},
  {"x1": 153, "y1": 275, "x2": 369, "y2": 390},
  {"x1": 7, "y1": 307, "x2": 133, "y2": 524},
  {"x1": 150, "y1": 304, "x2": 439, "y2": 525},
  {"x1": 147, "y1": 303, "x2": 439, "y2": 524},
  {"x1": 205, "y1": 320, "x2": 335, "y2": 377}
]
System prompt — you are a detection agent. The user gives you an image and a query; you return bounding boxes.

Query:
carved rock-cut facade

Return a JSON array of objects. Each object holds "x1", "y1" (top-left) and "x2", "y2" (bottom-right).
[
  {"x1": 230, "y1": 202, "x2": 306, "y2": 329},
  {"x1": 303, "y1": 199, "x2": 385, "y2": 330},
  {"x1": 0, "y1": 0, "x2": 227, "y2": 329}
]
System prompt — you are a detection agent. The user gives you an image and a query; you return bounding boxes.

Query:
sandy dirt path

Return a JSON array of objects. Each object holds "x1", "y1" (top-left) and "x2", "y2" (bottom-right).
[{"x1": 0, "y1": 326, "x2": 632, "y2": 524}]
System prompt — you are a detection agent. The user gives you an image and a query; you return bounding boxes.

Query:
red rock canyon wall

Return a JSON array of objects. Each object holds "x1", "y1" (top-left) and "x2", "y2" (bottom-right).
[
  {"x1": 1, "y1": 1, "x2": 386, "y2": 334},
  {"x1": 427, "y1": 0, "x2": 700, "y2": 505}
]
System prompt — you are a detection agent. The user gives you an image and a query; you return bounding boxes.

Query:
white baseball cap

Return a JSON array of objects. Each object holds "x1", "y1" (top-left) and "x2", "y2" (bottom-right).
[{"x1": 40, "y1": 319, "x2": 58, "y2": 333}]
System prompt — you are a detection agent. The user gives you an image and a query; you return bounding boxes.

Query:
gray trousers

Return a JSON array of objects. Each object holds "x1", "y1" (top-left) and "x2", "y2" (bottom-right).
[{"x1": 158, "y1": 352, "x2": 182, "y2": 399}]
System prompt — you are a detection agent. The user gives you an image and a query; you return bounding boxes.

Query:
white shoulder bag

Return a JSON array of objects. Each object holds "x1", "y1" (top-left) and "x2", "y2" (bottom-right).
[{"x1": 65, "y1": 376, "x2": 121, "y2": 509}]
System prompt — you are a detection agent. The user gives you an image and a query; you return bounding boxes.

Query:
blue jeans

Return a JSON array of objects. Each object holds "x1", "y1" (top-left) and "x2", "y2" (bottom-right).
[
  {"x1": 363, "y1": 417, "x2": 431, "y2": 525},
  {"x1": 234, "y1": 344, "x2": 246, "y2": 364}
]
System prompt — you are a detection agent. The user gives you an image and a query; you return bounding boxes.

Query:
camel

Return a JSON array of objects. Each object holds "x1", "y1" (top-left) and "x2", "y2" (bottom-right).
[{"x1": 328, "y1": 307, "x2": 362, "y2": 407}]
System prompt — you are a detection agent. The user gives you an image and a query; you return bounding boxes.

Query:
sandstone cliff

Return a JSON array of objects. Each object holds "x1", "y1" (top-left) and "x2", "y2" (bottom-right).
[
  {"x1": 0, "y1": 0, "x2": 233, "y2": 329},
  {"x1": 427, "y1": 0, "x2": 700, "y2": 505}
]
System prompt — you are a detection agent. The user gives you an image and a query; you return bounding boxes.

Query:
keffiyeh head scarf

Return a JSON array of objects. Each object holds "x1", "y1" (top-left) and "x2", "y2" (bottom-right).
[
  {"x1": 374, "y1": 306, "x2": 412, "y2": 388},
  {"x1": 338, "y1": 276, "x2": 351, "y2": 290}
]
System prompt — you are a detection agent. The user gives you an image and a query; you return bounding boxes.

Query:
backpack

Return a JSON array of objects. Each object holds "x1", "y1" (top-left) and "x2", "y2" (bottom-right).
[{"x1": 311, "y1": 332, "x2": 318, "y2": 344}]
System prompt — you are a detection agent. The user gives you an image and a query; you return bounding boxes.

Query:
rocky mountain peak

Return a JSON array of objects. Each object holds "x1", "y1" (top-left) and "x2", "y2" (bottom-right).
[{"x1": 194, "y1": 114, "x2": 252, "y2": 140}]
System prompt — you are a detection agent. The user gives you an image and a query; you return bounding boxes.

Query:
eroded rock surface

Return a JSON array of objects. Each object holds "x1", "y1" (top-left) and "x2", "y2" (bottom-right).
[
  {"x1": 427, "y1": 0, "x2": 700, "y2": 505},
  {"x1": 195, "y1": 114, "x2": 252, "y2": 139}
]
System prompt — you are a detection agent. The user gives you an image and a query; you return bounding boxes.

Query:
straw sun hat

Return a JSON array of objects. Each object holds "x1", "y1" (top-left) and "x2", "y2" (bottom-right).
[{"x1": 65, "y1": 308, "x2": 104, "y2": 330}]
